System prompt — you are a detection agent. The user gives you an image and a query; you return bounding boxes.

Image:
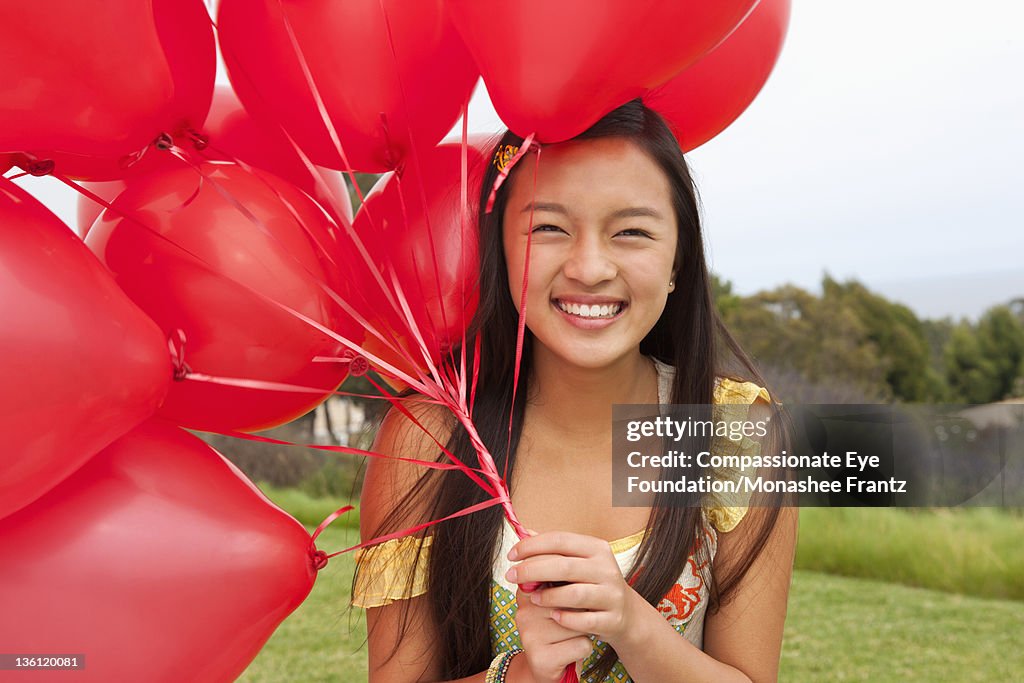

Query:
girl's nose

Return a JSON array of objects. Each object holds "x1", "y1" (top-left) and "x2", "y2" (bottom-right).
[{"x1": 562, "y1": 235, "x2": 616, "y2": 285}]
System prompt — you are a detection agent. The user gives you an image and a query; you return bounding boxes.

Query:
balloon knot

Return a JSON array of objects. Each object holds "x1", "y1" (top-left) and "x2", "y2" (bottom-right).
[
  {"x1": 167, "y1": 329, "x2": 192, "y2": 381},
  {"x1": 154, "y1": 132, "x2": 175, "y2": 151},
  {"x1": 23, "y1": 159, "x2": 55, "y2": 177},
  {"x1": 311, "y1": 549, "x2": 329, "y2": 571},
  {"x1": 186, "y1": 129, "x2": 209, "y2": 151},
  {"x1": 348, "y1": 355, "x2": 369, "y2": 377}
]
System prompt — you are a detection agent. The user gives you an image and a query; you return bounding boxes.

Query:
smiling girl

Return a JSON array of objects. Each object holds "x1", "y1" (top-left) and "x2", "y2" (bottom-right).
[{"x1": 353, "y1": 99, "x2": 797, "y2": 683}]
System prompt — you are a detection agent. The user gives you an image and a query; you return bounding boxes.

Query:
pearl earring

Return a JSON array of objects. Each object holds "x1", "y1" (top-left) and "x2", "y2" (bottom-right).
[{"x1": 668, "y1": 280, "x2": 675, "y2": 292}]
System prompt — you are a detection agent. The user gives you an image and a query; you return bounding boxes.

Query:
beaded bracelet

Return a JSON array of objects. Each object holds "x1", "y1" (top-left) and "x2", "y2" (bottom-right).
[{"x1": 484, "y1": 648, "x2": 522, "y2": 683}]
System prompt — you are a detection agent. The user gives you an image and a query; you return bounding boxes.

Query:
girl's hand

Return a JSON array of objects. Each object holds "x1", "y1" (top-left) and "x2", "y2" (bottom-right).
[
  {"x1": 507, "y1": 531, "x2": 641, "y2": 653},
  {"x1": 512, "y1": 585, "x2": 593, "y2": 683}
]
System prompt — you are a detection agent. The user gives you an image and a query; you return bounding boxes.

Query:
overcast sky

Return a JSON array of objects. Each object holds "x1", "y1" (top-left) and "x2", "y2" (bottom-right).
[{"x1": 14, "y1": 1, "x2": 1022, "y2": 320}]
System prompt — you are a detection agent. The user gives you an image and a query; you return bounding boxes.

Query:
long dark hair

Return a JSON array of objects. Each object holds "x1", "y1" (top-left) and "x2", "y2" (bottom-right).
[{"x1": 360, "y1": 99, "x2": 786, "y2": 681}]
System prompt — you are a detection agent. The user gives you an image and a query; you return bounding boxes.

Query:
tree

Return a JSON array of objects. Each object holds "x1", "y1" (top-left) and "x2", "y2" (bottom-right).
[
  {"x1": 975, "y1": 306, "x2": 1024, "y2": 400},
  {"x1": 946, "y1": 322, "x2": 1001, "y2": 403},
  {"x1": 717, "y1": 281, "x2": 891, "y2": 403},
  {"x1": 821, "y1": 276, "x2": 946, "y2": 402},
  {"x1": 946, "y1": 306, "x2": 1024, "y2": 403}
]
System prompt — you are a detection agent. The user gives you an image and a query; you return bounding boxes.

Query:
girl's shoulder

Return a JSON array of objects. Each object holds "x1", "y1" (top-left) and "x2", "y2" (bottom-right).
[
  {"x1": 651, "y1": 358, "x2": 771, "y2": 407},
  {"x1": 353, "y1": 398, "x2": 453, "y2": 608},
  {"x1": 713, "y1": 376, "x2": 771, "y2": 407}
]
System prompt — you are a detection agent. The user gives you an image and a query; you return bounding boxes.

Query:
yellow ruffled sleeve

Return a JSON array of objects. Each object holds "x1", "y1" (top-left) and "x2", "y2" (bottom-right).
[
  {"x1": 704, "y1": 378, "x2": 771, "y2": 533},
  {"x1": 351, "y1": 535, "x2": 431, "y2": 608}
]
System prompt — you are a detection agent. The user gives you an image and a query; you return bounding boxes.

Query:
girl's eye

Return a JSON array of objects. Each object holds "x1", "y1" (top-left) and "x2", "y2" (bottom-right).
[
  {"x1": 531, "y1": 224, "x2": 565, "y2": 234},
  {"x1": 616, "y1": 228, "x2": 652, "y2": 238}
]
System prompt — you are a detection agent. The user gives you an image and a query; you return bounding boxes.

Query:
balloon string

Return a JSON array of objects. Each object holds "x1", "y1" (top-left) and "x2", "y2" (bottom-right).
[
  {"x1": 161, "y1": 144, "x2": 421, "y2": 371},
  {"x1": 193, "y1": 364, "x2": 503, "y2": 501},
  {"x1": 55, "y1": 160, "x2": 514, "y2": 524},
  {"x1": 167, "y1": 329, "x2": 192, "y2": 381},
  {"x1": 203, "y1": 425, "x2": 486, "y2": 476},
  {"x1": 504, "y1": 149, "x2": 541, "y2": 483},
  {"x1": 326, "y1": 496, "x2": 505, "y2": 559},
  {"x1": 217, "y1": 14, "x2": 418, "y2": 339},
  {"x1": 186, "y1": 365, "x2": 422, "y2": 403},
  {"x1": 457, "y1": 101, "x2": 471, "y2": 406},
  {"x1": 469, "y1": 334, "x2": 482, "y2": 417},
  {"x1": 220, "y1": 1, "x2": 488, "y2": 416},
  {"x1": 51, "y1": 169, "x2": 429, "y2": 393},
  {"x1": 189, "y1": 140, "x2": 345, "y2": 272},
  {"x1": 375, "y1": 0, "x2": 457, "y2": 367},
  {"x1": 388, "y1": 172, "x2": 448, "y2": 379},
  {"x1": 272, "y1": 0, "x2": 370, "y2": 206},
  {"x1": 359, "y1": 371, "x2": 501, "y2": 497},
  {"x1": 385, "y1": 264, "x2": 444, "y2": 388},
  {"x1": 309, "y1": 504, "x2": 354, "y2": 570},
  {"x1": 213, "y1": 5, "x2": 423, "y2": 359},
  {"x1": 201, "y1": 6, "x2": 355, "y2": 232}
]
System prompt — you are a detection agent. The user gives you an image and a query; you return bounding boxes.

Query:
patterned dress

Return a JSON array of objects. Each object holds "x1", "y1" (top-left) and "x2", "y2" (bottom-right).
[{"x1": 353, "y1": 364, "x2": 769, "y2": 682}]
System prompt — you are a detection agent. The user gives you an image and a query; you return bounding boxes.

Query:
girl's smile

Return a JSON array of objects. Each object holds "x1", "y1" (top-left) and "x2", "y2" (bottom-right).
[{"x1": 552, "y1": 296, "x2": 627, "y2": 328}]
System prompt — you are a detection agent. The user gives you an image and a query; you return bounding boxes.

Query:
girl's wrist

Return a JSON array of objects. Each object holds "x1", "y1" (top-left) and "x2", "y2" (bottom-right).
[
  {"x1": 487, "y1": 649, "x2": 528, "y2": 683},
  {"x1": 609, "y1": 586, "x2": 656, "y2": 653}
]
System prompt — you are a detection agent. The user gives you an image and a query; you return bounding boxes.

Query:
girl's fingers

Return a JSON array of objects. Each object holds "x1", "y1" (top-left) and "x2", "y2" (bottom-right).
[
  {"x1": 529, "y1": 582, "x2": 607, "y2": 611},
  {"x1": 509, "y1": 530, "x2": 605, "y2": 561},
  {"x1": 506, "y1": 554, "x2": 615, "y2": 586},
  {"x1": 544, "y1": 634, "x2": 595, "y2": 670},
  {"x1": 551, "y1": 608, "x2": 612, "y2": 636},
  {"x1": 514, "y1": 589, "x2": 585, "y2": 639}
]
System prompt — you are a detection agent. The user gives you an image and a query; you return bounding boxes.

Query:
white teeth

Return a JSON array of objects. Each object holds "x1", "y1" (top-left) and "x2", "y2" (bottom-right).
[{"x1": 556, "y1": 301, "x2": 622, "y2": 319}]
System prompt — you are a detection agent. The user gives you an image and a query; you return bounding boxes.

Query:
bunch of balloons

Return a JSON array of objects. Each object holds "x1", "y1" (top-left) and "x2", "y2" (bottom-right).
[{"x1": 1, "y1": 1, "x2": 788, "y2": 680}]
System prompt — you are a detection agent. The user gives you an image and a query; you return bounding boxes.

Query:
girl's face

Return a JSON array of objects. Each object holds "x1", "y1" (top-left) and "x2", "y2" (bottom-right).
[{"x1": 502, "y1": 136, "x2": 678, "y2": 372}]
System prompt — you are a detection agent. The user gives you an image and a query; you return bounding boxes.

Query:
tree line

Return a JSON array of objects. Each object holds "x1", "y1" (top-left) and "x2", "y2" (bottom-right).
[{"x1": 714, "y1": 275, "x2": 1024, "y2": 405}]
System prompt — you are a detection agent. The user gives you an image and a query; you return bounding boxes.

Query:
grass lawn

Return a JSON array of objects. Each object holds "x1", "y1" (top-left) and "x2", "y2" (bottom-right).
[
  {"x1": 239, "y1": 526, "x2": 1024, "y2": 682},
  {"x1": 795, "y1": 507, "x2": 1024, "y2": 601},
  {"x1": 780, "y1": 570, "x2": 1024, "y2": 682}
]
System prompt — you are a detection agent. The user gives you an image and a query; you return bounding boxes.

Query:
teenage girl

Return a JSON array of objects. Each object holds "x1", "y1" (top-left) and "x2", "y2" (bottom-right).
[{"x1": 354, "y1": 99, "x2": 797, "y2": 683}]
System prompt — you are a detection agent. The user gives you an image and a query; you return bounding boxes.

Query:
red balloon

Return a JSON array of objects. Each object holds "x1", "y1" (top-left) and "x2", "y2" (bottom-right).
[
  {"x1": 349, "y1": 141, "x2": 484, "y2": 380},
  {"x1": 75, "y1": 87, "x2": 354, "y2": 236},
  {"x1": 85, "y1": 162, "x2": 361, "y2": 432},
  {"x1": 645, "y1": 0, "x2": 791, "y2": 152},
  {"x1": 218, "y1": 0, "x2": 478, "y2": 172},
  {"x1": 447, "y1": 0, "x2": 758, "y2": 142},
  {"x1": 0, "y1": 0, "x2": 215, "y2": 180},
  {"x1": 0, "y1": 177, "x2": 169, "y2": 521},
  {"x1": 0, "y1": 419, "x2": 317, "y2": 683}
]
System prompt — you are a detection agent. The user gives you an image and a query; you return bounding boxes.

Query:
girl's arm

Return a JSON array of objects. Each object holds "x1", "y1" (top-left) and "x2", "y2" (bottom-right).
[
  {"x1": 360, "y1": 405, "x2": 448, "y2": 683},
  {"x1": 616, "y1": 506, "x2": 798, "y2": 682},
  {"x1": 701, "y1": 506, "x2": 798, "y2": 681},
  {"x1": 361, "y1": 406, "x2": 558, "y2": 683}
]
